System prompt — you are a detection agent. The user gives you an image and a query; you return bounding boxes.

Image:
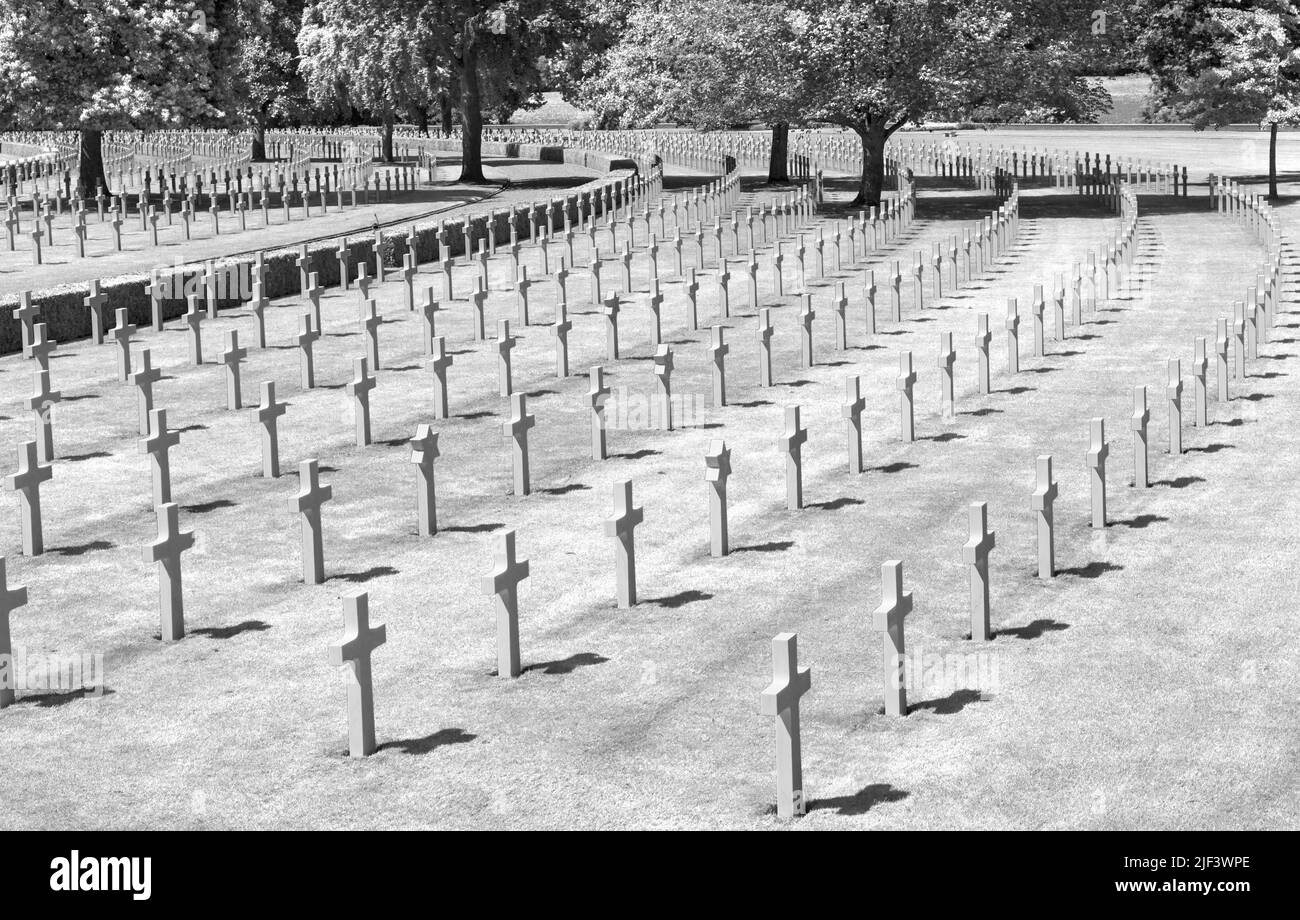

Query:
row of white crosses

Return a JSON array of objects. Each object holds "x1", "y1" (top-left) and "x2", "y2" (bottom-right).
[{"x1": 759, "y1": 184, "x2": 1286, "y2": 819}]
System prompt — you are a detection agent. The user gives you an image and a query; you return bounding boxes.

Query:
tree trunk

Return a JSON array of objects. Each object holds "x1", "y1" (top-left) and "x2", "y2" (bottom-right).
[
  {"x1": 381, "y1": 112, "x2": 395, "y2": 162},
  {"x1": 439, "y1": 92, "x2": 454, "y2": 136},
  {"x1": 767, "y1": 122, "x2": 789, "y2": 183},
  {"x1": 1269, "y1": 121, "x2": 1278, "y2": 201},
  {"x1": 851, "y1": 122, "x2": 887, "y2": 208},
  {"x1": 77, "y1": 127, "x2": 108, "y2": 198},
  {"x1": 251, "y1": 119, "x2": 267, "y2": 162},
  {"x1": 457, "y1": 38, "x2": 486, "y2": 183},
  {"x1": 414, "y1": 107, "x2": 430, "y2": 137}
]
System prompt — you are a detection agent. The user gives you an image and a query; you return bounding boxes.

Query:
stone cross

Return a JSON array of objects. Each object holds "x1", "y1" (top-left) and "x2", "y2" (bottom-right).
[
  {"x1": 1192, "y1": 337, "x2": 1208, "y2": 427},
  {"x1": 0, "y1": 557, "x2": 28, "y2": 708},
  {"x1": 872, "y1": 560, "x2": 912, "y2": 717},
  {"x1": 26, "y1": 367, "x2": 60, "y2": 464},
  {"x1": 1132, "y1": 385, "x2": 1149, "y2": 488},
  {"x1": 140, "y1": 408, "x2": 180, "y2": 508},
  {"x1": 29, "y1": 322, "x2": 56, "y2": 371},
  {"x1": 759, "y1": 632, "x2": 812, "y2": 820},
  {"x1": 1087, "y1": 417, "x2": 1108, "y2": 528},
  {"x1": 297, "y1": 315, "x2": 318, "y2": 389},
  {"x1": 602, "y1": 294, "x2": 621, "y2": 361},
  {"x1": 708, "y1": 325, "x2": 728, "y2": 408},
  {"x1": 889, "y1": 260, "x2": 902, "y2": 321},
  {"x1": 604, "y1": 480, "x2": 643, "y2": 608},
  {"x1": 831, "y1": 282, "x2": 848, "y2": 351},
  {"x1": 705, "y1": 439, "x2": 731, "y2": 557},
  {"x1": 963, "y1": 503, "x2": 996, "y2": 641},
  {"x1": 1167, "y1": 359, "x2": 1183, "y2": 456},
  {"x1": 361, "y1": 299, "x2": 382, "y2": 370},
  {"x1": 410, "y1": 424, "x2": 439, "y2": 536},
  {"x1": 346, "y1": 357, "x2": 376, "y2": 447},
  {"x1": 1031, "y1": 455, "x2": 1057, "y2": 578},
  {"x1": 864, "y1": 271, "x2": 877, "y2": 337},
  {"x1": 328, "y1": 591, "x2": 386, "y2": 757},
  {"x1": 482, "y1": 529, "x2": 529, "y2": 678},
  {"x1": 1005, "y1": 298, "x2": 1021, "y2": 375},
  {"x1": 220, "y1": 330, "x2": 246, "y2": 410},
  {"x1": 544, "y1": 301, "x2": 572, "y2": 380},
  {"x1": 1232, "y1": 302, "x2": 1246, "y2": 379},
  {"x1": 1030, "y1": 284, "x2": 1046, "y2": 357},
  {"x1": 589, "y1": 366, "x2": 609, "y2": 460},
  {"x1": 799, "y1": 294, "x2": 815, "y2": 368},
  {"x1": 143, "y1": 502, "x2": 194, "y2": 642},
  {"x1": 758, "y1": 308, "x2": 774, "y2": 387},
  {"x1": 975, "y1": 313, "x2": 992, "y2": 395},
  {"x1": 937, "y1": 332, "x2": 955, "y2": 416},
  {"x1": 778, "y1": 406, "x2": 806, "y2": 510},
  {"x1": 503, "y1": 392, "x2": 535, "y2": 496},
  {"x1": 111, "y1": 309, "x2": 136, "y2": 381},
  {"x1": 649, "y1": 278, "x2": 665, "y2": 343},
  {"x1": 653, "y1": 345, "x2": 674, "y2": 430},
  {"x1": 85, "y1": 281, "x2": 109, "y2": 345},
  {"x1": 128, "y1": 347, "x2": 161, "y2": 436},
  {"x1": 898, "y1": 351, "x2": 917, "y2": 442},
  {"x1": 184, "y1": 296, "x2": 204, "y2": 365},
  {"x1": 5, "y1": 441, "x2": 51, "y2": 556},
  {"x1": 497, "y1": 319, "x2": 516, "y2": 397},
  {"x1": 13, "y1": 291, "x2": 39, "y2": 359},
  {"x1": 248, "y1": 282, "x2": 268, "y2": 349},
  {"x1": 516, "y1": 267, "x2": 533, "y2": 326},
  {"x1": 256, "y1": 381, "x2": 287, "y2": 478},
  {"x1": 843, "y1": 375, "x2": 865, "y2": 474},
  {"x1": 429, "y1": 336, "x2": 453, "y2": 419},
  {"x1": 292, "y1": 459, "x2": 332, "y2": 584},
  {"x1": 1215, "y1": 317, "x2": 1230, "y2": 402}
]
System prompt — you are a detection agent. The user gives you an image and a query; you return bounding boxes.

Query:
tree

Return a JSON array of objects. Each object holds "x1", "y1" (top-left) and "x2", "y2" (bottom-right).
[
  {"x1": 0, "y1": 0, "x2": 225, "y2": 195},
  {"x1": 233, "y1": 0, "x2": 309, "y2": 160},
  {"x1": 794, "y1": 0, "x2": 1107, "y2": 206},
  {"x1": 422, "y1": 1, "x2": 575, "y2": 183},
  {"x1": 1138, "y1": 0, "x2": 1300, "y2": 200},
  {"x1": 575, "y1": 0, "x2": 804, "y2": 182},
  {"x1": 298, "y1": 0, "x2": 437, "y2": 161}
]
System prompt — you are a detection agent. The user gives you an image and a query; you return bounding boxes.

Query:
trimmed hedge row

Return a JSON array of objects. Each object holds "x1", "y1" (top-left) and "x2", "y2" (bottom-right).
[{"x1": 0, "y1": 145, "x2": 644, "y2": 356}]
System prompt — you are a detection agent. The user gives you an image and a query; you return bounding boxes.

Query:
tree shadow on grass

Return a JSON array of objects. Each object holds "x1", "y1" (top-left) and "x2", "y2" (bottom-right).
[
  {"x1": 63, "y1": 451, "x2": 111, "y2": 462},
  {"x1": 806, "y1": 783, "x2": 910, "y2": 816},
  {"x1": 379, "y1": 728, "x2": 476, "y2": 756},
  {"x1": 1001, "y1": 385, "x2": 1036, "y2": 395},
  {"x1": 192, "y1": 620, "x2": 271, "y2": 640},
  {"x1": 998, "y1": 618, "x2": 1070, "y2": 639},
  {"x1": 923, "y1": 431, "x2": 965, "y2": 443},
  {"x1": 524, "y1": 652, "x2": 609, "y2": 675},
  {"x1": 647, "y1": 589, "x2": 713, "y2": 609},
  {"x1": 614, "y1": 449, "x2": 660, "y2": 460},
  {"x1": 1184, "y1": 442, "x2": 1233, "y2": 454}
]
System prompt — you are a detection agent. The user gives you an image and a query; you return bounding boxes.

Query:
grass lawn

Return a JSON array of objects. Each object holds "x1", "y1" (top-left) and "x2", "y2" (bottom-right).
[{"x1": 0, "y1": 148, "x2": 1295, "y2": 829}]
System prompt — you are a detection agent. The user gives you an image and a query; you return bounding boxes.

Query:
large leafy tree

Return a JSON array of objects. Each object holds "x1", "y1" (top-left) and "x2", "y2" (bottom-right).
[
  {"x1": 1138, "y1": 0, "x2": 1300, "y2": 199},
  {"x1": 0, "y1": 0, "x2": 225, "y2": 195},
  {"x1": 298, "y1": 0, "x2": 438, "y2": 161},
  {"x1": 577, "y1": 0, "x2": 804, "y2": 182},
  {"x1": 422, "y1": 1, "x2": 578, "y2": 182},
  {"x1": 234, "y1": 0, "x2": 309, "y2": 160},
  {"x1": 796, "y1": 0, "x2": 1108, "y2": 206}
]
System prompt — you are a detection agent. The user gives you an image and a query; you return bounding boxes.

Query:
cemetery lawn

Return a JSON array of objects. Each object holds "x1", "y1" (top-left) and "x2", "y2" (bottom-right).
[{"x1": 2, "y1": 165, "x2": 1298, "y2": 829}]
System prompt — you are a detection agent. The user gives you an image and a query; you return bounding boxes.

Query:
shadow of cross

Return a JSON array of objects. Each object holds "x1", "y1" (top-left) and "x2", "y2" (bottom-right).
[{"x1": 759, "y1": 632, "x2": 811, "y2": 821}]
